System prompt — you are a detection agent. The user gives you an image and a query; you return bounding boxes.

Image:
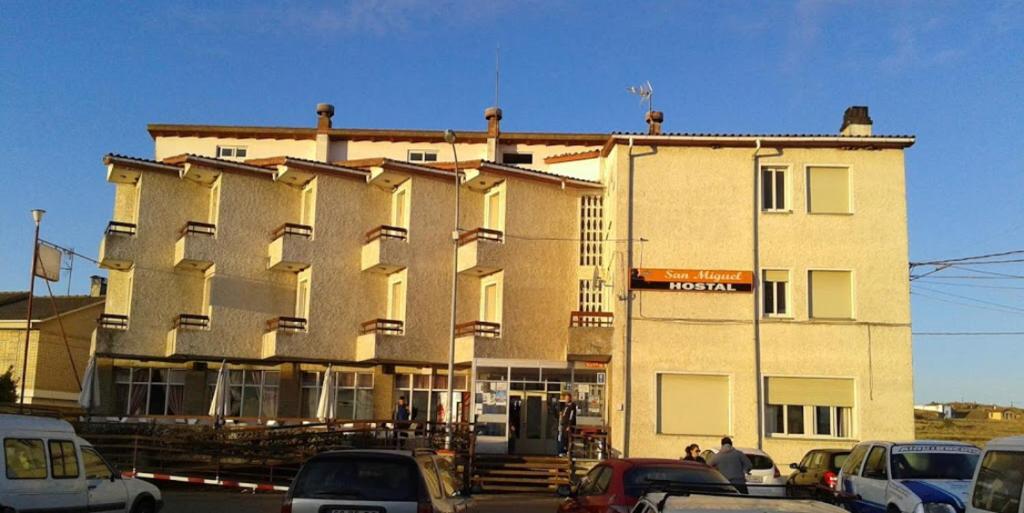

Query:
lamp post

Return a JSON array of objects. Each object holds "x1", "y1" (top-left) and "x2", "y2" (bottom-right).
[
  {"x1": 19, "y1": 209, "x2": 45, "y2": 411},
  {"x1": 443, "y1": 129, "x2": 460, "y2": 447}
]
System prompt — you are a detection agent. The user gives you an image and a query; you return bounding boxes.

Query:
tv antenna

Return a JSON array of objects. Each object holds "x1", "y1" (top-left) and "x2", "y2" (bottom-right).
[
  {"x1": 495, "y1": 44, "x2": 501, "y2": 108},
  {"x1": 627, "y1": 81, "x2": 654, "y2": 114}
]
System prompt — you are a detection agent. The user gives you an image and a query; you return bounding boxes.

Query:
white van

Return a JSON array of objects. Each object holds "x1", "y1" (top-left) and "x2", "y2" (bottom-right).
[
  {"x1": 967, "y1": 436, "x2": 1023, "y2": 513},
  {"x1": 0, "y1": 414, "x2": 162, "y2": 513}
]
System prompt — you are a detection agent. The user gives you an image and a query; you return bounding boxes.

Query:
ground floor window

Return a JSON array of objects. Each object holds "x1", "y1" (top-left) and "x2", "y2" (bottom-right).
[
  {"x1": 395, "y1": 372, "x2": 469, "y2": 423},
  {"x1": 300, "y1": 370, "x2": 375, "y2": 420},
  {"x1": 207, "y1": 369, "x2": 279, "y2": 418},
  {"x1": 765, "y1": 376, "x2": 854, "y2": 438},
  {"x1": 114, "y1": 367, "x2": 186, "y2": 416}
]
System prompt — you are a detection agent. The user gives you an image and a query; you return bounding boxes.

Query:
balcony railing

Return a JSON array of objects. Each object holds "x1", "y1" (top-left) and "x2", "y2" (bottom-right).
[
  {"x1": 360, "y1": 318, "x2": 404, "y2": 336},
  {"x1": 455, "y1": 321, "x2": 501, "y2": 338},
  {"x1": 570, "y1": 311, "x2": 614, "y2": 328},
  {"x1": 272, "y1": 223, "x2": 313, "y2": 239},
  {"x1": 105, "y1": 221, "x2": 137, "y2": 236},
  {"x1": 364, "y1": 225, "x2": 408, "y2": 243},
  {"x1": 97, "y1": 314, "x2": 129, "y2": 330},
  {"x1": 179, "y1": 221, "x2": 216, "y2": 238},
  {"x1": 457, "y1": 227, "x2": 504, "y2": 246},
  {"x1": 266, "y1": 316, "x2": 308, "y2": 332},
  {"x1": 173, "y1": 314, "x2": 210, "y2": 330}
]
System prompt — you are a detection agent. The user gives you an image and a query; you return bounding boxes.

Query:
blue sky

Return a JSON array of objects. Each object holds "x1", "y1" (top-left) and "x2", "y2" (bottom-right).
[{"x1": 1, "y1": 1, "x2": 1021, "y2": 405}]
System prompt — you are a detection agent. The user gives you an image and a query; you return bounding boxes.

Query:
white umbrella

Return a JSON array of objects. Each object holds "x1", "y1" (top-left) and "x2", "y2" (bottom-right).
[
  {"x1": 77, "y1": 354, "x2": 100, "y2": 410},
  {"x1": 316, "y1": 365, "x2": 336, "y2": 422},
  {"x1": 208, "y1": 361, "x2": 229, "y2": 420}
]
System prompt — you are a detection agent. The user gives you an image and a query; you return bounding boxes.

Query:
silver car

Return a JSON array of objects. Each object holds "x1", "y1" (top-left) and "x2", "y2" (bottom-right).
[{"x1": 282, "y1": 449, "x2": 472, "y2": 513}]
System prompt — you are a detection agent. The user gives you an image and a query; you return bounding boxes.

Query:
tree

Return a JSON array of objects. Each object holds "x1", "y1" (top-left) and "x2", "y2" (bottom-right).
[{"x1": 0, "y1": 366, "x2": 17, "y2": 403}]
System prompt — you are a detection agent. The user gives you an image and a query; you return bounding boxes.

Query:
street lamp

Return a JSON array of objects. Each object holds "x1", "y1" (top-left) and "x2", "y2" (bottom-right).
[
  {"x1": 443, "y1": 130, "x2": 460, "y2": 447},
  {"x1": 20, "y1": 209, "x2": 45, "y2": 410}
]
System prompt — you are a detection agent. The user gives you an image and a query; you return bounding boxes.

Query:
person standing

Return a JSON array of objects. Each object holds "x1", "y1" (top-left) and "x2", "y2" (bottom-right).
[
  {"x1": 557, "y1": 392, "x2": 577, "y2": 457},
  {"x1": 683, "y1": 444, "x2": 707, "y2": 464},
  {"x1": 394, "y1": 396, "x2": 411, "y2": 422},
  {"x1": 709, "y1": 437, "x2": 752, "y2": 494}
]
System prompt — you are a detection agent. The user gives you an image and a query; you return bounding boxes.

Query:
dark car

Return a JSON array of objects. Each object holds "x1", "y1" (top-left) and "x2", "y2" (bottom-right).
[
  {"x1": 786, "y1": 448, "x2": 851, "y2": 499},
  {"x1": 557, "y1": 458, "x2": 737, "y2": 513}
]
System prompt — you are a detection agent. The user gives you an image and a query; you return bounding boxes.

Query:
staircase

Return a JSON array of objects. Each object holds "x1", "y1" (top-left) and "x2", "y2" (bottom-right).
[{"x1": 472, "y1": 455, "x2": 571, "y2": 493}]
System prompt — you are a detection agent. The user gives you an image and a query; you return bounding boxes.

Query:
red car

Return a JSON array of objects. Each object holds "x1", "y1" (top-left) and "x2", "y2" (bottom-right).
[{"x1": 557, "y1": 458, "x2": 737, "y2": 513}]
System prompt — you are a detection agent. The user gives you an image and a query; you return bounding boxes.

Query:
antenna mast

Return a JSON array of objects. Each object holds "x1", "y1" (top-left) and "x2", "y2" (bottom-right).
[
  {"x1": 495, "y1": 44, "x2": 500, "y2": 108},
  {"x1": 626, "y1": 81, "x2": 654, "y2": 114}
]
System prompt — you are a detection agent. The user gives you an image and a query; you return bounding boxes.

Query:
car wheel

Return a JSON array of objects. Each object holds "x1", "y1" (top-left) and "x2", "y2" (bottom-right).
[
  {"x1": 887, "y1": 505, "x2": 902, "y2": 513},
  {"x1": 131, "y1": 497, "x2": 155, "y2": 513}
]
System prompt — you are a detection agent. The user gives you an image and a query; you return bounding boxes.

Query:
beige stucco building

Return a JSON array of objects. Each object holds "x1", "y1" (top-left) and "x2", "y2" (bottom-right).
[{"x1": 91, "y1": 103, "x2": 915, "y2": 464}]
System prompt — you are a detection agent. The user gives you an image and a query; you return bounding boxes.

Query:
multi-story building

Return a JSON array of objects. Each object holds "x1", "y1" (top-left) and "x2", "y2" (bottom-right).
[{"x1": 92, "y1": 103, "x2": 915, "y2": 463}]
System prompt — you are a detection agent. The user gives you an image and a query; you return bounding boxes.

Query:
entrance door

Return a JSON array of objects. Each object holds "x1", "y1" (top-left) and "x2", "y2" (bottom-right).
[{"x1": 511, "y1": 392, "x2": 559, "y2": 454}]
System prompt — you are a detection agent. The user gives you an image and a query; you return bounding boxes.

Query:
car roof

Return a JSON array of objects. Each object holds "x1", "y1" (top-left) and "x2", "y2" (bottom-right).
[
  {"x1": 856, "y1": 440, "x2": 977, "y2": 447},
  {"x1": 644, "y1": 492, "x2": 847, "y2": 513},
  {"x1": 705, "y1": 447, "x2": 771, "y2": 457},
  {"x1": 811, "y1": 448, "x2": 852, "y2": 454},
  {"x1": 0, "y1": 414, "x2": 75, "y2": 434},
  {"x1": 310, "y1": 449, "x2": 425, "y2": 459},
  {"x1": 985, "y1": 436, "x2": 1024, "y2": 450},
  {"x1": 602, "y1": 458, "x2": 712, "y2": 468}
]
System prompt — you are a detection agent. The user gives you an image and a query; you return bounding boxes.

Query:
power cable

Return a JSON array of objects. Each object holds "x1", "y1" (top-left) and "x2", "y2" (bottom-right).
[
  {"x1": 912, "y1": 284, "x2": 1024, "y2": 313},
  {"x1": 913, "y1": 332, "x2": 1024, "y2": 336},
  {"x1": 914, "y1": 279, "x2": 1024, "y2": 290},
  {"x1": 910, "y1": 291, "x2": 1024, "y2": 317},
  {"x1": 911, "y1": 249, "x2": 1024, "y2": 267}
]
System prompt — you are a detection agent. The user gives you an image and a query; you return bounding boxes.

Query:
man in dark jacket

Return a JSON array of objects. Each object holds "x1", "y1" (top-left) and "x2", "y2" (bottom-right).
[
  {"x1": 557, "y1": 392, "x2": 577, "y2": 456},
  {"x1": 710, "y1": 437, "x2": 753, "y2": 494}
]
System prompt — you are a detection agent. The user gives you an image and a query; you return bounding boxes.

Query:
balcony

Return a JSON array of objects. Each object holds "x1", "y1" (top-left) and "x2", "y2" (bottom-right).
[
  {"x1": 165, "y1": 314, "x2": 211, "y2": 357},
  {"x1": 454, "y1": 321, "x2": 502, "y2": 363},
  {"x1": 360, "y1": 225, "x2": 409, "y2": 274},
  {"x1": 97, "y1": 313, "x2": 129, "y2": 330},
  {"x1": 267, "y1": 223, "x2": 313, "y2": 272},
  {"x1": 91, "y1": 314, "x2": 130, "y2": 354},
  {"x1": 174, "y1": 221, "x2": 216, "y2": 271},
  {"x1": 261, "y1": 316, "x2": 309, "y2": 359},
  {"x1": 98, "y1": 221, "x2": 137, "y2": 270},
  {"x1": 567, "y1": 311, "x2": 613, "y2": 362},
  {"x1": 355, "y1": 318, "x2": 407, "y2": 361},
  {"x1": 456, "y1": 228, "x2": 505, "y2": 276}
]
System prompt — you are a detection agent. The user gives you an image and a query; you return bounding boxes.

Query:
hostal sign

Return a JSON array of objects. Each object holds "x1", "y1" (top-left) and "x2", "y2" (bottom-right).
[{"x1": 631, "y1": 268, "x2": 753, "y2": 293}]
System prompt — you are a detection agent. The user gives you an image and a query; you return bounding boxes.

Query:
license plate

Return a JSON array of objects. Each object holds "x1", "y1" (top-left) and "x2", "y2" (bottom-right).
[
  {"x1": 748, "y1": 475, "x2": 764, "y2": 483},
  {"x1": 323, "y1": 509, "x2": 380, "y2": 513}
]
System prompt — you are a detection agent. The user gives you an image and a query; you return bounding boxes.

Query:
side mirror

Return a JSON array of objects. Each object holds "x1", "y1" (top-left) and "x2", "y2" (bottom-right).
[
  {"x1": 790, "y1": 463, "x2": 801, "y2": 470},
  {"x1": 556, "y1": 484, "x2": 576, "y2": 498}
]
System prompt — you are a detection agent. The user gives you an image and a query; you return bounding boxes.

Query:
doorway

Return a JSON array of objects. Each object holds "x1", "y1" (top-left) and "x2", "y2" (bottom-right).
[{"x1": 509, "y1": 391, "x2": 560, "y2": 455}]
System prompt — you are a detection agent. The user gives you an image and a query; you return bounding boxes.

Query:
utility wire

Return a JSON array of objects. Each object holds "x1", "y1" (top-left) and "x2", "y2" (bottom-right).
[
  {"x1": 914, "y1": 332, "x2": 1024, "y2": 336},
  {"x1": 911, "y1": 291, "x2": 1024, "y2": 317},
  {"x1": 912, "y1": 284, "x2": 1024, "y2": 313},
  {"x1": 911, "y1": 249, "x2": 1024, "y2": 267},
  {"x1": 914, "y1": 279, "x2": 1024, "y2": 290}
]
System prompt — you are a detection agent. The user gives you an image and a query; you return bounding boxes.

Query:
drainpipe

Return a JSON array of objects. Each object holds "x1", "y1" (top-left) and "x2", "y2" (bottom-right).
[
  {"x1": 752, "y1": 139, "x2": 764, "y2": 450},
  {"x1": 623, "y1": 136, "x2": 635, "y2": 457}
]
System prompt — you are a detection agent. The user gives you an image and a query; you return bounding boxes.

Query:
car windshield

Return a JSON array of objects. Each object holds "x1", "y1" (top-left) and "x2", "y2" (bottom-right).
[
  {"x1": 831, "y1": 454, "x2": 849, "y2": 471},
  {"x1": 624, "y1": 465, "x2": 737, "y2": 498},
  {"x1": 292, "y1": 455, "x2": 420, "y2": 501},
  {"x1": 891, "y1": 452, "x2": 980, "y2": 480},
  {"x1": 746, "y1": 454, "x2": 775, "y2": 471}
]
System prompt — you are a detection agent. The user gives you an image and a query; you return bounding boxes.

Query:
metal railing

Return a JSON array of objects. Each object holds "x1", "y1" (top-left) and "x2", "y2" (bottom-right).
[
  {"x1": 360, "y1": 318, "x2": 404, "y2": 335},
  {"x1": 97, "y1": 313, "x2": 129, "y2": 330},
  {"x1": 457, "y1": 227, "x2": 504, "y2": 246},
  {"x1": 272, "y1": 223, "x2": 313, "y2": 239},
  {"x1": 179, "y1": 221, "x2": 216, "y2": 237},
  {"x1": 266, "y1": 316, "x2": 307, "y2": 332},
  {"x1": 173, "y1": 314, "x2": 210, "y2": 330},
  {"x1": 364, "y1": 225, "x2": 408, "y2": 243},
  {"x1": 569, "y1": 311, "x2": 614, "y2": 328},
  {"x1": 454, "y1": 321, "x2": 501, "y2": 338},
  {"x1": 105, "y1": 221, "x2": 137, "y2": 236}
]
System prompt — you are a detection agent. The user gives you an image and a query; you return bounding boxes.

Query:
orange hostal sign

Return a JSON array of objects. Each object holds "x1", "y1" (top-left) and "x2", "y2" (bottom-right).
[{"x1": 630, "y1": 268, "x2": 754, "y2": 292}]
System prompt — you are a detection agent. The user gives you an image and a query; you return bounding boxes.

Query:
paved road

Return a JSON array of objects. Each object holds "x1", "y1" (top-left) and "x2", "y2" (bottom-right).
[{"x1": 159, "y1": 488, "x2": 562, "y2": 513}]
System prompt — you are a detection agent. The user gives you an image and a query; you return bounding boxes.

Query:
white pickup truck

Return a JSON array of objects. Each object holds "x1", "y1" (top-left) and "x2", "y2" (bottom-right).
[{"x1": 966, "y1": 436, "x2": 1023, "y2": 513}]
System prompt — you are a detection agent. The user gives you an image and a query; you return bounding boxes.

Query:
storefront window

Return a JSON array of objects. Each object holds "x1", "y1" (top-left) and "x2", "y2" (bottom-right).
[
  {"x1": 114, "y1": 367, "x2": 186, "y2": 416},
  {"x1": 300, "y1": 370, "x2": 375, "y2": 420},
  {"x1": 207, "y1": 369, "x2": 279, "y2": 418},
  {"x1": 394, "y1": 371, "x2": 470, "y2": 423}
]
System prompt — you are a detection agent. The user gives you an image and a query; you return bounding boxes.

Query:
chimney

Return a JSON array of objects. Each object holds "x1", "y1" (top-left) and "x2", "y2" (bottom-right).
[
  {"x1": 315, "y1": 103, "x2": 334, "y2": 162},
  {"x1": 645, "y1": 110, "x2": 664, "y2": 135},
  {"x1": 89, "y1": 275, "x2": 107, "y2": 297},
  {"x1": 840, "y1": 106, "x2": 872, "y2": 136},
  {"x1": 485, "y1": 107, "x2": 502, "y2": 161}
]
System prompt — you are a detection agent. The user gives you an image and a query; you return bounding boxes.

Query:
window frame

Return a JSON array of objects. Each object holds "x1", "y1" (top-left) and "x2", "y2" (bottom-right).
[
  {"x1": 48, "y1": 440, "x2": 80, "y2": 479},
  {"x1": 808, "y1": 268, "x2": 856, "y2": 320},
  {"x1": 207, "y1": 369, "x2": 281, "y2": 419},
  {"x1": 766, "y1": 403, "x2": 854, "y2": 440},
  {"x1": 805, "y1": 164, "x2": 854, "y2": 215},
  {"x1": 501, "y1": 152, "x2": 533, "y2": 165},
  {"x1": 483, "y1": 183, "x2": 506, "y2": 233},
  {"x1": 4, "y1": 438, "x2": 48, "y2": 480},
  {"x1": 761, "y1": 269, "x2": 791, "y2": 318},
  {"x1": 387, "y1": 270, "x2": 407, "y2": 326},
  {"x1": 760, "y1": 165, "x2": 791, "y2": 212},
  {"x1": 391, "y1": 181, "x2": 411, "y2": 229},
  {"x1": 296, "y1": 270, "x2": 312, "y2": 320},
  {"x1": 216, "y1": 145, "x2": 248, "y2": 159},
  {"x1": 80, "y1": 446, "x2": 114, "y2": 481},
  {"x1": 862, "y1": 446, "x2": 889, "y2": 480},
  {"x1": 300, "y1": 370, "x2": 376, "y2": 419},
  {"x1": 480, "y1": 273, "x2": 503, "y2": 325},
  {"x1": 114, "y1": 367, "x2": 187, "y2": 416},
  {"x1": 407, "y1": 150, "x2": 438, "y2": 163},
  {"x1": 971, "y1": 450, "x2": 1024, "y2": 513}
]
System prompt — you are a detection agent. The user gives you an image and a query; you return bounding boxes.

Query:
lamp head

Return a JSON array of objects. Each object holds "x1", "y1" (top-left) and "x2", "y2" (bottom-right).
[
  {"x1": 443, "y1": 129, "x2": 456, "y2": 144},
  {"x1": 31, "y1": 209, "x2": 45, "y2": 225}
]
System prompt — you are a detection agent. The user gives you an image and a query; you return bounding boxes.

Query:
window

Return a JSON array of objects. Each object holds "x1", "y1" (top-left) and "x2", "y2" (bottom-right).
[
  {"x1": 579, "y1": 466, "x2": 612, "y2": 496},
  {"x1": 114, "y1": 367, "x2": 186, "y2": 416},
  {"x1": 394, "y1": 372, "x2": 469, "y2": 423},
  {"x1": 481, "y1": 274, "x2": 502, "y2": 324},
  {"x1": 972, "y1": 450, "x2": 1024, "y2": 513},
  {"x1": 209, "y1": 178, "x2": 221, "y2": 226},
  {"x1": 484, "y1": 184, "x2": 505, "y2": 233},
  {"x1": 765, "y1": 377, "x2": 854, "y2": 438},
  {"x1": 5, "y1": 439, "x2": 47, "y2": 479},
  {"x1": 296, "y1": 270, "x2": 311, "y2": 319},
  {"x1": 202, "y1": 269, "x2": 214, "y2": 316},
  {"x1": 807, "y1": 166, "x2": 851, "y2": 214},
  {"x1": 392, "y1": 182, "x2": 410, "y2": 229},
  {"x1": 207, "y1": 369, "x2": 280, "y2": 418},
  {"x1": 502, "y1": 152, "x2": 533, "y2": 165},
  {"x1": 300, "y1": 370, "x2": 375, "y2": 419},
  {"x1": 762, "y1": 270, "x2": 789, "y2": 316},
  {"x1": 809, "y1": 270, "x2": 853, "y2": 319},
  {"x1": 387, "y1": 270, "x2": 407, "y2": 324},
  {"x1": 761, "y1": 166, "x2": 788, "y2": 211},
  {"x1": 216, "y1": 146, "x2": 247, "y2": 159},
  {"x1": 435, "y1": 457, "x2": 463, "y2": 497},
  {"x1": 81, "y1": 447, "x2": 112, "y2": 480},
  {"x1": 408, "y1": 150, "x2": 438, "y2": 163},
  {"x1": 863, "y1": 446, "x2": 888, "y2": 479},
  {"x1": 579, "y1": 196, "x2": 604, "y2": 266},
  {"x1": 842, "y1": 444, "x2": 870, "y2": 476},
  {"x1": 48, "y1": 440, "x2": 79, "y2": 479},
  {"x1": 657, "y1": 374, "x2": 730, "y2": 435},
  {"x1": 300, "y1": 182, "x2": 316, "y2": 229}
]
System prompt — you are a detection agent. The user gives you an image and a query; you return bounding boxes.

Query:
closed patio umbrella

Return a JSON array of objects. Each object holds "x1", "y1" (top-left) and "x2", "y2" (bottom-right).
[
  {"x1": 208, "y1": 361, "x2": 229, "y2": 422},
  {"x1": 77, "y1": 354, "x2": 100, "y2": 411},
  {"x1": 316, "y1": 365, "x2": 336, "y2": 422}
]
